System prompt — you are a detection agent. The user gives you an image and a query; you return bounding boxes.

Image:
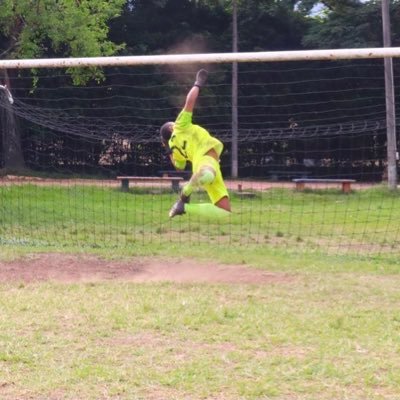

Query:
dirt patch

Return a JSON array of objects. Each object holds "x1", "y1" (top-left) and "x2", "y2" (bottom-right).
[{"x1": 0, "y1": 253, "x2": 293, "y2": 285}]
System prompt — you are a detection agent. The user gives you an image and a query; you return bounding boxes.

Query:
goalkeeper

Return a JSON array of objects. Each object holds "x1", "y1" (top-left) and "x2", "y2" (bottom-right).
[{"x1": 160, "y1": 69, "x2": 231, "y2": 219}]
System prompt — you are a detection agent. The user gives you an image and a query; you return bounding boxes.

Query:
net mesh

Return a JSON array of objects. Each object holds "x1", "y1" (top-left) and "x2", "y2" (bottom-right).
[{"x1": 0, "y1": 59, "x2": 399, "y2": 255}]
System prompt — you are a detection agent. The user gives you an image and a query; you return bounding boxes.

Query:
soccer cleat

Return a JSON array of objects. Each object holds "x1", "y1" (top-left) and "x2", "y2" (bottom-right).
[{"x1": 169, "y1": 199, "x2": 186, "y2": 218}]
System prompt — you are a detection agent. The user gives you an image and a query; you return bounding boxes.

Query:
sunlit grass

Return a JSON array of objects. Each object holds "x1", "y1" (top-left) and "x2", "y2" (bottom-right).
[{"x1": 0, "y1": 274, "x2": 399, "y2": 399}]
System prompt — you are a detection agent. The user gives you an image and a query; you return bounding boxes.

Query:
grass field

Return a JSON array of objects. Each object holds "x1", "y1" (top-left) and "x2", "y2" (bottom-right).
[
  {"x1": 0, "y1": 183, "x2": 399, "y2": 254},
  {"x1": 0, "y1": 251, "x2": 399, "y2": 400},
  {"x1": 0, "y1": 183, "x2": 400, "y2": 399}
]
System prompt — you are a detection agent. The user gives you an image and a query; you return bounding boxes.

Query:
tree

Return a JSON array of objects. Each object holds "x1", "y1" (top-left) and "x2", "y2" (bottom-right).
[
  {"x1": 0, "y1": 0, "x2": 125, "y2": 172},
  {"x1": 301, "y1": 0, "x2": 384, "y2": 49}
]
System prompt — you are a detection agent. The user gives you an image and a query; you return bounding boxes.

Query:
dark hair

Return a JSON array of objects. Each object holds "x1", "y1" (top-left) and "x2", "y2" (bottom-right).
[{"x1": 160, "y1": 121, "x2": 174, "y2": 144}]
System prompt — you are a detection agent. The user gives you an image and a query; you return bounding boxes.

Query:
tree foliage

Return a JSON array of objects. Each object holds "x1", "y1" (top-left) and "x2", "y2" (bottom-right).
[
  {"x1": 302, "y1": 0, "x2": 385, "y2": 49},
  {"x1": 0, "y1": 0, "x2": 125, "y2": 58},
  {"x1": 0, "y1": 0, "x2": 126, "y2": 84}
]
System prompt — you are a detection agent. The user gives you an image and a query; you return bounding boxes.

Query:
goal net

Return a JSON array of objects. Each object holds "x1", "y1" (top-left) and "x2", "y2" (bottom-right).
[{"x1": 0, "y1": 50, "x2": 399, "y2": 256}]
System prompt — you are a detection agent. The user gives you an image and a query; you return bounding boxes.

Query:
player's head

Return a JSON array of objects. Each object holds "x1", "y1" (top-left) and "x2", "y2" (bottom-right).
[{"x1": 160, "y1": 121, "x2": 174, "y2": 146}]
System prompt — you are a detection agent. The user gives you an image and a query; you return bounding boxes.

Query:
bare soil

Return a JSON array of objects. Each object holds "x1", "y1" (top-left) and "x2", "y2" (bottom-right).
[{"x1": 0, "y1": 253, "x2": 293, "y2": 285}]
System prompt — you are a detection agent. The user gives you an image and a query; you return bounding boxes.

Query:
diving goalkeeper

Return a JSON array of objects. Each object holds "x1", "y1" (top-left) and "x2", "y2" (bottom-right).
[{"x1": 160, "y1": 69, "x2": 231, "y2": 219}]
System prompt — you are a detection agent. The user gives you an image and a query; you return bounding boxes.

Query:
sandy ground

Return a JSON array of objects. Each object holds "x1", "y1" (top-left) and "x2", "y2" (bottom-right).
[{"x1": 0, "y1": 253, "x2": 293, "y2": 285}]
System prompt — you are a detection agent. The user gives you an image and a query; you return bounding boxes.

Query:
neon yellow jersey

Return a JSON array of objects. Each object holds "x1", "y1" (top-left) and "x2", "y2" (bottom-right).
[{"x1": 168, "y1": 110, "x2": 223, "y2": 169}]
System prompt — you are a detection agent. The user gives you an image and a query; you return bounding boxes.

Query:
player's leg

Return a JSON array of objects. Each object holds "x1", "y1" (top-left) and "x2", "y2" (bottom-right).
[
  {"x1": 167, "y1": 167, "x2": 212, "y2": 217},
  {"x1": 215, "y1": 194, "x2": 231, "y2": 212},
  {"x1": 184, "y1": 198, "x2": 230, "y2": 218},
  {"x1": 169, "y1": 155, "x2": 230, "y2": 218},
  {"x1": 179, "y1": 148, "x2": 221, "y2": 201},
  {"x1": 169, "y1": 194, "x2": 231, "y2": 218},
  {"x1": 169, "y1": 164, "x2": 218, "y2": 218},
  {"x1": 184, "y1": 165, "x2": 230, "y2": 217}
]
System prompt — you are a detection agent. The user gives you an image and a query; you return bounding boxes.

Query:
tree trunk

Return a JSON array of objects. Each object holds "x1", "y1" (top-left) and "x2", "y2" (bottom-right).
[{"x1": 0, "y1": 69, "x2": 25, "y2": 171}]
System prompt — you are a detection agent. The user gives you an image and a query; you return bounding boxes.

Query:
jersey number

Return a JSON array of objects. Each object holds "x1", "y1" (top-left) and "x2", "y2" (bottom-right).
[{"x1": 170, "y1": 139, "x2": 188, "y2": 159}]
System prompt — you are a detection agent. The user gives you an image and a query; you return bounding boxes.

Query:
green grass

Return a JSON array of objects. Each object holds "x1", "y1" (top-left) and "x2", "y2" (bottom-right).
[
  {"x1": 0, "y1": 183, "x2": 399, "y2": 256},
  {"x1": 1, "y1": 183, "x2": 400, "y2": 399},
  {"x1": 0, "y1": 274, "x2": 400, "y2": 399}
]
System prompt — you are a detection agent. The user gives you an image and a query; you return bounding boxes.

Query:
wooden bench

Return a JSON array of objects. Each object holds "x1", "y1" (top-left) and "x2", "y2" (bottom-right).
[
  {"x1": 117, "y1": 176, "x2": 183, "y2": 192},
  {"x1": 268, "y1": 170, "x2": 311, "y2": 181},
  {"x1": 159, "y1": 170, "x2": 191, "y2": 180},
  {"x1": 293, "y1": 178, "x2": 356, "y2": 193}
]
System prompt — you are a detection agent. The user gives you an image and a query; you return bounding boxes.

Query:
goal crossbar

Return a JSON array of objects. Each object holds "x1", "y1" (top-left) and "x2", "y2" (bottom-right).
[{"x1": 1, "y1": 47, "x2": 400, "y2": 69}]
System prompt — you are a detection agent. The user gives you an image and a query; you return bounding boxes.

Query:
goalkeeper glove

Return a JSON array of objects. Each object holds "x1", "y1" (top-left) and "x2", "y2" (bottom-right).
[{"x1": 194, "y1": 69, "x2": 208, "y2": 88}]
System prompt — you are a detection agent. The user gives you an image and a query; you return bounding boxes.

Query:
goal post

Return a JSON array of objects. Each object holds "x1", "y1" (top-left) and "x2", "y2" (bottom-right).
[{"x1": 1, "y1": 47, "x2": 400, "y2": 69}]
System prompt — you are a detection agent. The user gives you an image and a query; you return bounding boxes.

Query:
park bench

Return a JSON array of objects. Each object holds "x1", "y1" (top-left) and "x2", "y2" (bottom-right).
[
  {"x1": 268, "y1": 170, "x2": 311, "y2": 181},
  {"x1": 158, "y1": 169, "x2": 191, "y2": 180},
  {"x1": 116, "y1": 176, "x2": 183, "y2": 192},
  {"x1": 293, "y1": 178, "x2": 356, "y2": 193}
]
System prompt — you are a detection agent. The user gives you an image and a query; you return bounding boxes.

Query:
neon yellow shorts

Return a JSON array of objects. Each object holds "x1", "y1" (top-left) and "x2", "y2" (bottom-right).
[{"x1": 193, "y1": 155, "x2": 229, "y2": 204}]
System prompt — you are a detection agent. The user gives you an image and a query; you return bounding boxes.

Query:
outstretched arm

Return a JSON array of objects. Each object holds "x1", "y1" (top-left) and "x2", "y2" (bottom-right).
[
  {"x1": 183, "y1": 69, "x2": 208, "y2": 113},
  {"x1": 183, "y1": 86, "x2": 200, "y2": 113}
]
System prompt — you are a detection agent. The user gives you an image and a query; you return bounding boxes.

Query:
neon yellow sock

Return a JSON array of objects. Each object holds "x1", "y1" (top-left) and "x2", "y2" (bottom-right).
[
  {"x1": 185, "y1": 203, "x2": 231, "y2": 218},
  {"x1": 182, "y1": 182, "x2": 193, "y2": 197}
]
